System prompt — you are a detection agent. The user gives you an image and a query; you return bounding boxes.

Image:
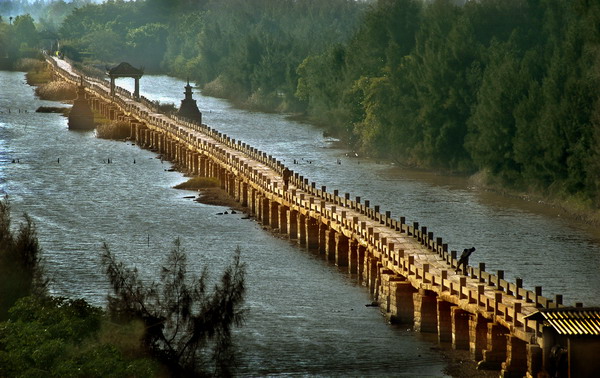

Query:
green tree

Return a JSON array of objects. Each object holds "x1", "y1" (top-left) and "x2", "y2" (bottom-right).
[
  {"x1": 126, "y1": 23, "x2": 168, "y2": 71},
  {"x1": 465, "y1": 41, "x2": 527, "y2": 185},
  {"x1": 0, "y1": 296, "x2": 157, "y2": 377},
  {"x1": 101, "y1": 239, "x2": 247, "y2": 376},
  {"x1": 0, "y1": 197, "x2": 46, "y2": 320}
]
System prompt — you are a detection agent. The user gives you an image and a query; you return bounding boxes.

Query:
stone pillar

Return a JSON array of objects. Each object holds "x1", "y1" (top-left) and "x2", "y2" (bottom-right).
[
  {"x1": 157, "y1": 133, "x2": 164, "y2": 153},
  {"x1": 269, "y1": 201, "x2": 279, "y2": 230},
  {"x1": 469, "y1": 314, "x2": 490, "y2": 361},
  {"x1": 175, "y1": 143, "x2": 181, "y2": 162},
  {"x1": 306, "y1": 217, "x2": 319, "y2": 249},
  {"x1": 241, "y1": 182, "x2": 248, "y2": 207},
  {"x1": 261, "y1": 197, "x2": 270, "y2": 226},
  {"x1": 297, "y1": 213, "x2": 306, "y2": 246},
  {"x1": 318, "y1": 223, "x2": 327, "y2": 255},
  {"x1": 130, "y1": 122, "x2": 138, "y2": 141},
  {"x1": 348, "y1": 239, "x2": 359, "y2": 274},
  {"x1": 288, "y1": 209, "x2": 298, "y2": 240},
  {"x1": 278, "y1": 205, "x2": 288, "y2": 234},
  {"x1": 233, "y1": 178, "x2": 240, "y2": 202},
  {"x1": 478, "y1": 323, "x2": 508, "y2": 370},
  {"x1": 219, "y1": 167, "x2": 226, "y2": 189},
  {"x1": 437, "y1": 299, "x2": 453, "y2": 343},
  {"x1": 229, "y1": 175, "x2": 236, "y2": 197},
  {"x1": 501, "y1": 336, "x2": 528, "y2": 377},
  {"x1": 526, "y1": 343, "x2": 542, "y2": 378},
  {"x1": 208, "y1": 160, "x2": 215, "y2": 178},
  {"x1": 192, "y1": 152, "x2": 199, "y2": 175},
  {"x1": 357, "y1": 244, "x2": 366, "y2": 281},
  {"x1": 451, "y1": 307, "x2": 470, "y2": 350},
  {"x1": 367, "y1": 256, "x2": 379, "y2": 296},
  {"x1": 335, "y1": 233, "x2": 349, "y2": 267},
  {"x1": 249, "y1": 188, "x2": 257, "y2": 216},
  {"x1": 389, "y1": 281, "x2": 415, "y2": 324},
  {"x1": 325, "y1": 229, "x2": 336, "y2": 261},
  {"x1": 413, "y1": 289, "x2": 438, "y2": 333}
]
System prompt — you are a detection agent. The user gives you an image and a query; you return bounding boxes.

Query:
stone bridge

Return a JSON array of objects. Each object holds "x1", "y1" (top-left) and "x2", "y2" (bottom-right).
[{"x1": 44, "y1": 55, "x2": 599, "y2": 378}]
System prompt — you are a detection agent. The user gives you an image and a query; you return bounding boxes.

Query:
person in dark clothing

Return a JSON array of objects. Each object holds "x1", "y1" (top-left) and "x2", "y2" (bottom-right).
[
  {"x1": 282, "y1": 168, "x2": 291, "y2": 190},
  {"x1": 456, "y1": 247, "x2": 476, "y2": 274}
]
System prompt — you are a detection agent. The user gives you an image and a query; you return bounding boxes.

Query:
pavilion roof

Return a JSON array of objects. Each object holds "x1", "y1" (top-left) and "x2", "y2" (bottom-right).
[
  {"x1": 107, "y1": 62, "x2": 143, "y2": 77},
  {"x1": 525, "y1": 307, "x2": 600, "y2": 336}
]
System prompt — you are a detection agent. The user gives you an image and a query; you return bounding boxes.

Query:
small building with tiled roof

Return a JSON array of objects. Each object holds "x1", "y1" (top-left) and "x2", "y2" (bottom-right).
[
  {"x1": 525, "y1": 307, "x2": 600, "y2": 377},
  {"x1": 106, "y1": 62, "x2": 144, "y2": 99}
]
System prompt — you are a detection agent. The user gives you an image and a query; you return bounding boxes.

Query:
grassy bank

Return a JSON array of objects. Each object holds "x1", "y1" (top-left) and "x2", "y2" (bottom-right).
[{"x1": 20, "y1": 58, "x2": 77, "y2": 101}]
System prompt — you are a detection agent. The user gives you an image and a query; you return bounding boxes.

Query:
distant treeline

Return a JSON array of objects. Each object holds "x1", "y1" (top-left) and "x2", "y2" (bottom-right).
[{"x1": 2, "y1": 0, "x2": 600, "y2": 206}]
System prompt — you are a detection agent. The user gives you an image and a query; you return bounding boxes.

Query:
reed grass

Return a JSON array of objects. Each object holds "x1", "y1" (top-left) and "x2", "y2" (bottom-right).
[
  {"x1": 34, "y1": 81, "x2": 77, "y2": 101},
  {"x1": 174, "y1": 177, "x2": 220, "y2": 190},
  {"x1": 96, "y1": 121, "x2": 131, "y2": 140},
  {"x1": 16, "y1": 58, "x2": 45, "y2": 72},
  {"x1": 22, "y1": 59, "x2": 52, "y2": 86}
]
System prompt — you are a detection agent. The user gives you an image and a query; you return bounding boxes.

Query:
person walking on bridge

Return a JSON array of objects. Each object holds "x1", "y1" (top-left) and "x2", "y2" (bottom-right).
[
  {"x1": 283, "y1": 167, "x2": 291, "y2": 191},
  {"x1": 456, "y1": 247, "x2": 476, "y2": 274}
]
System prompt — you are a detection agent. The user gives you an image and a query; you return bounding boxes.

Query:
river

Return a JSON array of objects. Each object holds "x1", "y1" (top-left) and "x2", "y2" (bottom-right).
[{"x1": 1, "y1": 70, "x2": 599, "y2": 376}]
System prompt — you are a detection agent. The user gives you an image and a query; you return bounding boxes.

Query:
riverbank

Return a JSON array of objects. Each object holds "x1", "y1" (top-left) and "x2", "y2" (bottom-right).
[{"x1": 467, "y1": 170, "x2": 600, "y2": 226}]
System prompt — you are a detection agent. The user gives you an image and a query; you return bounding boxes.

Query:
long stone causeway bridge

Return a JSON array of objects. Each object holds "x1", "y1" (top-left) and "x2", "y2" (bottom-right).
[{"x1": 45, "y1": 55, "x2": 599, "y2": 377}]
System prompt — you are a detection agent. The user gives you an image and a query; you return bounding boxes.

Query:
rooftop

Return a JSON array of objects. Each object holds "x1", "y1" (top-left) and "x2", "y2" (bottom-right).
[{"x1": 525, "y1": 308, "x2": 600, "y2": 336}]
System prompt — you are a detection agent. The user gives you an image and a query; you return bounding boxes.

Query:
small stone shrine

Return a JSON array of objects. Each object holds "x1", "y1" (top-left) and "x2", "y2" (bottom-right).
[
  {"x1": 68, "y1": 78, "x2": 94, "y2": 130},
  {"x1": 177, "y1": 79, "x2": 202, "y2": 123}
]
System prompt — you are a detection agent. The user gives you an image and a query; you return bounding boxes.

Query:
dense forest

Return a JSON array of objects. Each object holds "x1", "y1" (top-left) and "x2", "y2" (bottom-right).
[{"x1": 2, "y1": 0, "x2": 600, "y2": 208}]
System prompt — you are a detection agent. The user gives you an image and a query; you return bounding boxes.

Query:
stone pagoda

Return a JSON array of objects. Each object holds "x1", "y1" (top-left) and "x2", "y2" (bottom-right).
[
  {"x1": 68, "y1": 78, "x2": 94, "y2": 130},
  {"x1": 177, "y1": 79, "x2": 202, "y2": 123}
]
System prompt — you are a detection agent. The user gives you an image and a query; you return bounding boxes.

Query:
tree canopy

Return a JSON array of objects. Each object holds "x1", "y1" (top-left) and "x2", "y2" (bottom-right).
[{"x1": 3, "y1": 0, "x2": 599, "y2": 205}]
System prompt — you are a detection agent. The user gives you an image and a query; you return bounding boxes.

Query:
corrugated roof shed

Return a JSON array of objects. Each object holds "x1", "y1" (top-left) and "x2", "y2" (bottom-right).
[{"x1": 526, "y1": 308, "x2": 600, "y2": 336}]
